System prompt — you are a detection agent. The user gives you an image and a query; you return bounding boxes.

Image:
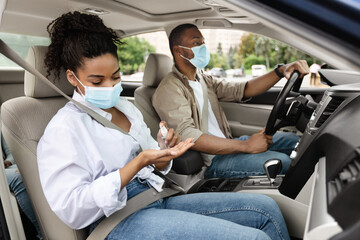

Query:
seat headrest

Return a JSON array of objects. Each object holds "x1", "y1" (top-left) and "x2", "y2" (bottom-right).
[
  {"x1": 24, "y1": 46, "x2": 74, "y2": 98},
  {"x1": 143, "y1": 53, "x2": 173, "y2": 87}
]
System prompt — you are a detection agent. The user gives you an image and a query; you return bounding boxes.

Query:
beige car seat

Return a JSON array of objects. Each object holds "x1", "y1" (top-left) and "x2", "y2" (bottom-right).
[
  {"x1": 1, "y1": 45, "x2": 87, "y2": 240},
  {"x1": 134, "y1": 53, "x2": 204, "y2": 186},
  {"x1": 134, "y1": 53, "x2": 173, "y2": 139}
]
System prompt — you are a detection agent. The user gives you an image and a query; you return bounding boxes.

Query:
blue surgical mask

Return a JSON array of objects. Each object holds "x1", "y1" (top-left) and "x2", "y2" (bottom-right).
[
  {"x1": 72, "y1": 71, "x2": 122, "y2": 109},
  {"x1": 179, "y1": 44, "x2": 210, "y2": 69}
]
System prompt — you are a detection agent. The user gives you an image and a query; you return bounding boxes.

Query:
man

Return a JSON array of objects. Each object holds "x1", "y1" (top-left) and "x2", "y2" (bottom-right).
[{"x1": 153, "y1": 24, "x2": 309, "y2": 178}]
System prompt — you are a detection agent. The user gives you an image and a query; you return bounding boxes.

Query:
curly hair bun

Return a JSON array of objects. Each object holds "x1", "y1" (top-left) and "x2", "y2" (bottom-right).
[{"x1": 45, "y1": 11, "x2": 121, "y2": 79}]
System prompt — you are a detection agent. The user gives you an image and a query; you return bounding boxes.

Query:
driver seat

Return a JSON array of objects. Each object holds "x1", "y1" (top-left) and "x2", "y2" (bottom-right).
[
  {"x1": 1, "y1": 45, "x2": 87, "y2": 239},
  {"x1": 135, "y1": 53, "x2": 205, "y2": 187},
  {"x1": 134, "y1": 53, "x2": 173, "y2": 139}
]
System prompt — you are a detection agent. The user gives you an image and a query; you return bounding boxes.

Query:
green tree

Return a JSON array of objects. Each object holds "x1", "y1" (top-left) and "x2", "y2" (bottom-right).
[
  {"x1": 238, "y1": 33, "x2": 257, "y2": 59},
  {"x1": 243, "y1": 54, "x2": 266, "y2": 69},
  {"x1": 217, "y1": 42, "x2": 223, "y2": 56},
  {"x1": 255, "y1": 36, "x2": 275, "y2": 70},
  {"x1": 232, "y1": 52, "x2": 242, "y2": 69},
  {"x1": 206, "y1": 52, "x2": 229, "y2": 70},
  {"x1": 227, "y1": 46, "x2": 238, "y2": 69},
  {"x1": 238, "y1": 32, "x2": 321, "y2": 69},
  {"x1": 116, "y1": 36, "x2": 155, "y2": 75}
]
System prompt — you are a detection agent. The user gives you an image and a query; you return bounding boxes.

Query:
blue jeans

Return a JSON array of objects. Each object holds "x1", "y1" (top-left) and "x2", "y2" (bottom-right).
[
  {"x1": 6, "y1": 164, "x2": 42, "y2": 238},
  {"x1": 89, "y1": 179, "x2": 290, "y2": 240},
  {"x1": 205, "y1": 132, "x2": 300, "y2": 178}
]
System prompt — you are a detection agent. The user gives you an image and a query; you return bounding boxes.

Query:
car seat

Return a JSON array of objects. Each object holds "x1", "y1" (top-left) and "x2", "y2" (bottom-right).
[
  {"x1": 1, "y1": 45, "x2": 87, "y2": 240},
  {"x1": 134, "y1": 53, "x2": 205, "y2": 188},
  {"x1": 134, "y1": 53, "x2": 173, "y2": 139}
]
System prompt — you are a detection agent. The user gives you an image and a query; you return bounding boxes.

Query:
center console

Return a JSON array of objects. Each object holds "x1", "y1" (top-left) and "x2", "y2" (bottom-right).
[
  {"x1": 187, "y1": 159, "x2": 284, "y2": 193},
  {"x1": 187, "y1": 176, "x2": 283, "y2": 193}
]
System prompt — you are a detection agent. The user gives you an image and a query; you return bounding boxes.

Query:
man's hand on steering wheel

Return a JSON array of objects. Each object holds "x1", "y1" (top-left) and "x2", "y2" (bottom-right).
[
  {"x1": 265, "y1": 60, "x2": 310, "y2": 136},
  {"x1": 278, "y1": 60, "x2": 310, "y2": 79}
]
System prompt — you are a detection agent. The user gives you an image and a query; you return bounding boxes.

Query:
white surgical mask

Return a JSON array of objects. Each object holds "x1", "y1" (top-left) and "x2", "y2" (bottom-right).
[{"x1": 72, "y1": 71, "x2": 122, "y2": 109}]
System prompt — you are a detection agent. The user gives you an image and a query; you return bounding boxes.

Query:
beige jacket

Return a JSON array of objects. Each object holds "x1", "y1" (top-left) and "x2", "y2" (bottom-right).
[{"x1": 153, "y1": 65, "x2": 248, "y2": 142}]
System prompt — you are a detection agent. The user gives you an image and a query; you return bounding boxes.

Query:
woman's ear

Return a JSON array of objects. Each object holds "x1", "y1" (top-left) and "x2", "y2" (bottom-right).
[{"x1": 66, "y1": 70, "x2": 77, "y2": 87}]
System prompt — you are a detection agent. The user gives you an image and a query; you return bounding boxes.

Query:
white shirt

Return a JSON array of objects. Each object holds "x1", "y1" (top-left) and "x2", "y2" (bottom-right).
[
  {"x1": 188, "y1": 80, "x2": 226, "y2": 139},
  {"x1": 37, "y1": 91, "x2": 172, "y2": 229}
]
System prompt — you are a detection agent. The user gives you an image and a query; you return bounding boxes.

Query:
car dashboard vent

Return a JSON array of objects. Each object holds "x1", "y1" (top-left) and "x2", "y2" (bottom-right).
[
  {"x1": 328, "y1": 158, "x2": 360, "y2": 204},
  {"x1": 315, "y1": 96, "x2": 345, "y2": 128}
]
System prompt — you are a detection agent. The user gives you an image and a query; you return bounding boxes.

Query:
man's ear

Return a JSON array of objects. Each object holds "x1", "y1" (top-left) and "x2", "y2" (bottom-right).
[
  {"x1": 173, "y1": 45, "x2": 181, "y2": 55},
  {"x1": 66, "y1": 70, "x2": 77, "y2": 87}
]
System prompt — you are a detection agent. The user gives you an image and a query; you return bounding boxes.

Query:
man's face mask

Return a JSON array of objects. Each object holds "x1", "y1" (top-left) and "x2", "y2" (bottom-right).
[
  {"x1": 72, "y1": 71, "x2": 123, "y2": 109},
  {"x1": 179, "y1": 44, "x2": 210, "y2": 69}
]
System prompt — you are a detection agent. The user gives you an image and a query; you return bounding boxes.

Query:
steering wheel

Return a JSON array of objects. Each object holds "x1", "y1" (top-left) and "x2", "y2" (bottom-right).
[{"x1": 265, "y1": 71, "x2": 303, "y2": 135}]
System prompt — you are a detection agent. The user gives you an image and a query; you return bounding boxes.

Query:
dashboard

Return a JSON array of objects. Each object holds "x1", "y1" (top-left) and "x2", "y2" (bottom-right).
[{"x1": 279, "y1": 70, "x2": 360, "y2": 239}]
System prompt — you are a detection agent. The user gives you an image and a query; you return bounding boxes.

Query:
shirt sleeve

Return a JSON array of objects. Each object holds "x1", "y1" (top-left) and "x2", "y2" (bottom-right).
[
  {"x1": 153, "y1": 80, "x2": 203, "y2": 142},
  {"x1": 1, "y1": 134, "x2": 15, "y2": 164},
  {"x1": 205, "y1": 74, "x2": 248, "y2": 102},
  {"x1": 37, "y1": 125, "x2": 127, "y2": 229}
]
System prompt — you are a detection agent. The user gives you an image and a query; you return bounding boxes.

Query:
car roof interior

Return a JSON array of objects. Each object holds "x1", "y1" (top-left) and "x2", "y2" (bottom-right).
[
  {"x1": 1, "y1": 1, "x2": 360, "y2": 240},
  {"x1": 1, "y1": 0, "x2": 359, "y2": 71}
]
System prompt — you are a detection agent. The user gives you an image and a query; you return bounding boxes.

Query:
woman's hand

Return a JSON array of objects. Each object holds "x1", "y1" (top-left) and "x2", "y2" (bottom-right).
[
  {"x1": 119, "y1": 138, "x2": 194, "y2": 189},
  {"x1": 140, "y1": 137, "x2": 194, "y2": 167},
  {"x1": 157, "y1": 121, "x2": 181, "y2": 149}
]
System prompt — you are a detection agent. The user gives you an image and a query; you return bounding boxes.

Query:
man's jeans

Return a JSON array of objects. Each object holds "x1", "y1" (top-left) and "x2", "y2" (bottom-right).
[
  {"x1": 205, "y1": 132, "x2": 300, "y2": 178},
  {"x1": 89, "y1": 179, "x2": 290, "y2": 240},
  {"x1": 6, "y1": 164, "x2": 42, "y2": 238}
]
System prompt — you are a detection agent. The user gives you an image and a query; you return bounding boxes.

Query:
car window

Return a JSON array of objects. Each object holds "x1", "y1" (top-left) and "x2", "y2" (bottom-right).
[
  {"x1": 122, "y1": 29, "x2": 328, "y2": 88},
  {"x1": 201, "y1": 29, "x2": 328, "y2": 88},
  {"x1": 0, "y1": 32, "x2": 50, "y2": 68},
  {"x1": 119, "y1": 31, "x2": 170, "y2": 82}
]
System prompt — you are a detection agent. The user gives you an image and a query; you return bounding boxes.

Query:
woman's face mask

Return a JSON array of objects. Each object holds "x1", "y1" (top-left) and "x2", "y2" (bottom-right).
[
  {"x1": 72, "y1": 71, "x2": 123, "y2": 109},
  {"x1": 179, "y1": 44, "x2": 210, "y2": 69}
]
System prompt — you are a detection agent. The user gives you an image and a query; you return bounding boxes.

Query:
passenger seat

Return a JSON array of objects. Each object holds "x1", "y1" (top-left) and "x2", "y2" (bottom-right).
[{"x1": 1, "y1": 46, "x2": 86, "y2": 240}]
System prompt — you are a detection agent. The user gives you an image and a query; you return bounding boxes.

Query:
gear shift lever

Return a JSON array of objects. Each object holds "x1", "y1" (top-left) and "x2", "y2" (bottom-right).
[{"x1": 263, "y1": 159, "x2": 282, "y2": 184}]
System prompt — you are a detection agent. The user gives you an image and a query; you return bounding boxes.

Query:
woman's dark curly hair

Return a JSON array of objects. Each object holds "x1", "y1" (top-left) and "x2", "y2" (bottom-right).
[{"x1": 45, "y1": 11, "x2": 122, "y2": 79}]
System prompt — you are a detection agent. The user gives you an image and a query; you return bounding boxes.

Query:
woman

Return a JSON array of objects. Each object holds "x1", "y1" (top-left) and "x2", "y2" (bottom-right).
[{"x1": 37, "y1": 11, "x2": 290, "y2": 240}]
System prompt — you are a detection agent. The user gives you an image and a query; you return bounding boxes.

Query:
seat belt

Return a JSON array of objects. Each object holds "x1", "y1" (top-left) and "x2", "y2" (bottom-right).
[
  {"x1": 197, "y1": 72, "x2": 217, "y2": 164},
  {"x1": 0, "y1": 40, "x2": 183, "y2": 240},
  {"x1": 198, "y1": 73, "x2": 209, "y2": 134}
]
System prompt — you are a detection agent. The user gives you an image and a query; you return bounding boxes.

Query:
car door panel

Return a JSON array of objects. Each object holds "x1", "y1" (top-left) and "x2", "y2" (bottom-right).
[
  {"x1": 221, "y1": 102, "x2": 272, "y2": 137},
  {"x1": 221, "y1": 87, "x2": 327, "y2": 137},
  {"x1": 247, "y1": 87, "x2": 326, "y2": 105},
  {"x1": 220, "y1": 102, "x2": 271, "y2": 137}
]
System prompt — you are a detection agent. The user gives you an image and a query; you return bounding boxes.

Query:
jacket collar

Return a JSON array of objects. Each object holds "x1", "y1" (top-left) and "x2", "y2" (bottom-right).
[{"x1": 172, "y1": 65, "x2": 202, "y2": 87}]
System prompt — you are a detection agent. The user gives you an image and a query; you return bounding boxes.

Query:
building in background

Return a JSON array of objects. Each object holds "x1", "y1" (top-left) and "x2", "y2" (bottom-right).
[{"x1": 201, "y1": 29, "x2": 244, "y2": 55}]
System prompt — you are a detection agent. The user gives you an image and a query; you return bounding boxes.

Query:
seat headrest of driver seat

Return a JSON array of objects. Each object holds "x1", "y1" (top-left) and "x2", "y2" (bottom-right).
[
  {"x1": 143, "y1": 53, "x2": 173, "y2": 87},
  {"x1": 24, "y1": 45, "x2": 74, "y2": 98}
]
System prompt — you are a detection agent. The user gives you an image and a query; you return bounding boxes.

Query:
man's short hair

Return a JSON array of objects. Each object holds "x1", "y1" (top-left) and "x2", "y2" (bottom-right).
[{"x1": 168, "y1": 23, "x2": 198, "y2": 56}]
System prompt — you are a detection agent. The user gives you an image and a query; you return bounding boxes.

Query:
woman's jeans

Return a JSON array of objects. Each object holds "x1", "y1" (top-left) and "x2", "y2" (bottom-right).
[
  {"x1": 205, "y1": 132, "x2": 300, "y2": 178},
  {"x1": 89, "y1": 179, "x2": 290, "y2": 240},
  {"x1": 6, "y1": 164, "x2": 42, "y2": 238}
]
